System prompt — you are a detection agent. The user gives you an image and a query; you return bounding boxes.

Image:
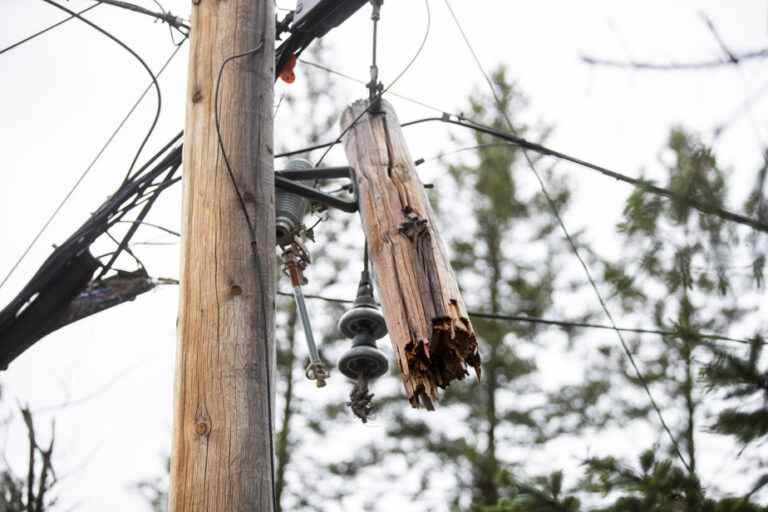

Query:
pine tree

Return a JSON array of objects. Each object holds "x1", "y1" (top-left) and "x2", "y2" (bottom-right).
[{"x1": 483, "y1": 129, "x2": 768, "y2": 511}]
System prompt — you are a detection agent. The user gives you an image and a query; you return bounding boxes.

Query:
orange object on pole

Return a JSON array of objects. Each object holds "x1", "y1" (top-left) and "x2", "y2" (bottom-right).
[{"x1": 279, "y1": 53, "x2": 297, "y2": 83}]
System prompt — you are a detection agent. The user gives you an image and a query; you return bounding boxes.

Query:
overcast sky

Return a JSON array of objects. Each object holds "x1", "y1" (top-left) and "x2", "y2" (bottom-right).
[{"x1": 1, "y1": 1, "x2": 767, "y2": 510}]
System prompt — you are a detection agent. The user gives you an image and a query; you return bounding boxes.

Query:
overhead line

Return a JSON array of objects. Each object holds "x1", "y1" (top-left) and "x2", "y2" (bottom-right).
[
  {"x1": 299, "y1": 59, "x2": 448, "y2": 115},
  {"x1": 0, "y1": 34, "x2": 186, "y2": 292},
  {"x1": 402, "y1": 116, "x2": 768, "y2": 235},
  {"x1": 299, "y1": 59, "x2": 768, "y2": 234},
  {"x1": 276, "y1": 291, "x2": 754, "y2": 345},
  {"x1": 0, "y1": 3, "x2": 100, "y2": 57},
  {"x1": 94, "y1": 0, "x2": 189, "y2": 32}
]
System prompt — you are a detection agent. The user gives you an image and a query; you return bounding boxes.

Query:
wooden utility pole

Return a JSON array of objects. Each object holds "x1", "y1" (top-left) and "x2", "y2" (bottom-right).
[
  {"x1": 170, "y1": 0, "x2": 275, "y2": 510},
  {"x1": 342, "y1": 100, "x2": 481, "y2": 410}
]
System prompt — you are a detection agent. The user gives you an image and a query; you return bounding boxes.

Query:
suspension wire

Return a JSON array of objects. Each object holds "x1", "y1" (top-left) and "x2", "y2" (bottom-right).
[
  {"x1": 0, "y1": 3, "x2": 101, "y2": 57},
  {"x1": 213, "y1": 39, "x2": 278, "y2": 512},
  {"x1": 312, "y1": 0, "x2": 431, "y2": 168},
  {"x1": 0, "y1": 35, "x2": 186, "y2": 293},
  {"x1": 442, "y1": 0, "x2": 693, "y2": 473}
]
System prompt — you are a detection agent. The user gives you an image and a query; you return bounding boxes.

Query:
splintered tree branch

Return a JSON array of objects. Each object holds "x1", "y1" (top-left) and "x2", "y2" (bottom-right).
[{"x1": 342, "y1": 100, "x2": 481, "y2": 409}]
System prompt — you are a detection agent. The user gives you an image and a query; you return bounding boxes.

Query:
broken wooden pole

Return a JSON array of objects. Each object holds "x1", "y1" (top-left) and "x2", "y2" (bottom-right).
[{"x1": 341, "y1": 100, "x2": 481, "y2": 409}]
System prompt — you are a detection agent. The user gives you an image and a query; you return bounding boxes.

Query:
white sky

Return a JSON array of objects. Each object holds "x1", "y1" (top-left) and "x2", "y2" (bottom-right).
[{"x1": 1, "y1": 1, "x2": 767, "y2": 510}]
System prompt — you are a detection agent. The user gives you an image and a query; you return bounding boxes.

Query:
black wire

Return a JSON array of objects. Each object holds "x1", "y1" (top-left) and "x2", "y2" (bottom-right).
[
  {"x1": 115, "y1": 220, "x2": 180, "y2": 237},
  {"x1": 443, "y1": 0, "x2": 693, "y2": 473},
  {"x1": 312, "y1": 0, "x2": 431, "y2": 167},
  {"x1": 0, "y1": 37, "x2": 185, "y2": 294},
  {"x1": 214, "y1": 43, "x2": 267, "y2": 236},
  {"x1": 274, "y1": 141, "x2": 337, "y2": 159},
  {"x1": 402, "y1": 116, "x2": 768, "y2": 234},
  {"x1": 300, "y1": 58, "x2": 449, "y2": 115},
  {"x1": 0, "y1": 3, "x2": 101, "y2": 57},
  {"x1": 276, "y1": 291, "x2": 755, "y2": 345},
  {"x1": 39, "y1": 0, "x2": 165, "y2": 185},
  {"x1": 213, "y1": 39, "x2": 278, "y2": 511},
  {"x1": 94, "y1": 0, "x2": 189, "y2": 33}
]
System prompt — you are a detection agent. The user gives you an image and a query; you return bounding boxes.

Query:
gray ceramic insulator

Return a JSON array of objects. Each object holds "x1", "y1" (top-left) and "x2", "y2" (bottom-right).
[{"x1": 275, "y1": 158, "x2": 314, "y2": 246}]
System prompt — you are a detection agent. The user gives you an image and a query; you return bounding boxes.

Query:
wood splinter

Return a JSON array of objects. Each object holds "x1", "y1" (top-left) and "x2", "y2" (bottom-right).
[{"x1": 342, "y1": 100, "x2": 481, "y2": 410}]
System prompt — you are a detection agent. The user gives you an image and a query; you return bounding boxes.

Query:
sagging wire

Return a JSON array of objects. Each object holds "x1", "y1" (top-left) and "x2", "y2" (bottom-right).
[{"x1": 0, "y1": 17, "x2": 186, "y2": 293}]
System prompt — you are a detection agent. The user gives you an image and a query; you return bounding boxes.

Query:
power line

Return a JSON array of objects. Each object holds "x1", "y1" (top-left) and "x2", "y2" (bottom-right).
[
  {"x1": 0, "y1": 3, "x2": 101, "y2": 57},
  {"x1": 299, "y1": 59, "x2": 768, "y2": 235},
  {"x1": 94, "y1": 0, "x2": 189, "y2": 33},
  {"x1": 401, "y1": 115, "x2": 768, "y2": 235},
  {"x1": 0, "y1": 28, "x2": 185, "y2": 293},
  {"x1": 299, "y1": 59, "x2": 449, "y2": 115},
  {"x1": 276, "y1": 291, "x2": 755, "y2": 345},
  {"x1": 442, "y1": 0, "x2": 693, "y2": 473},
  {"x1": 115, "y1": 220, "x2": 180, "y2": 237}
]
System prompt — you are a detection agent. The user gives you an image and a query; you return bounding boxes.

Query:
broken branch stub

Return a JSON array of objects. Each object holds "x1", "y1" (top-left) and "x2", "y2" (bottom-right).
[{"x1": 341, "y1": 99, "x2": 481, "y2": 409}]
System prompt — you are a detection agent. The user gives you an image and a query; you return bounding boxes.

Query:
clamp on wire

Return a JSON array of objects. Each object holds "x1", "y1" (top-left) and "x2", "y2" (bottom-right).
[{"x1": 367, "y1": 0, "x2": 384, "y2": 113}]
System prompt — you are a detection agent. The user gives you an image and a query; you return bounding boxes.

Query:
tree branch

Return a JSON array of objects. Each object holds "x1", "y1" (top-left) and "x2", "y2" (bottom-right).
[{"x1": 580, "y1": 48, "x2": 768, "y2": 71}]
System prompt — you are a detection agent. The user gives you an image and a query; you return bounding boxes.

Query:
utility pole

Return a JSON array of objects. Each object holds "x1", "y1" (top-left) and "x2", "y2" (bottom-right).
[
  {"x1": 170, "y1": 0, "x2": 275, "y2": 510},
  {"x1": 342, "y1": 100, "x2": 481, "y2": 410}
]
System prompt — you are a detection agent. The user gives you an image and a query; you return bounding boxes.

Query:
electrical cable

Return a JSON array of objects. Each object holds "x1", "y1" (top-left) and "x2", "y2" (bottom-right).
[
  {"x1": 40, "y1": 0, "x2": 165, "y2": 185},
  {"x1": 0, "y1": 3, "x2": 100, "y2": 57},
  {"x1": 0, "y1": 37, "x2": 185, "y2": 294},
  {"x1": 300, "y1": 58, "x2": 450, "y2": 115},
  {"x1": 312, "y1": 0, "x2": 431, "y2": 167},
  {"x1": 275, "y1": 291, "x2": 756, "y2": 345},
  {"x1": 94, "y1": 0, "x2": 189, "y2": 33},
  {"x1": 213, "y1": 39, "x2": 278, "y2": 512},
  {"x1": 415, "y1": 142, "x2": 516, "y2": 165},
  {"x1": 442, "y1": 0, "x2": 693, "y2": 472},
  {"x1": 401, "y1": 115, "x2": 768, "y2": 234},
  {"x1": 115, "y1": 220, "x2": 179, "y2": 237}
]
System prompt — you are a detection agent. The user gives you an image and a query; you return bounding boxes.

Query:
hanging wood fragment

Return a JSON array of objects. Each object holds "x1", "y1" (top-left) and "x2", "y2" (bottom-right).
[{"x1": 341, "y1": 99, "x2": 481, "y2": 409}]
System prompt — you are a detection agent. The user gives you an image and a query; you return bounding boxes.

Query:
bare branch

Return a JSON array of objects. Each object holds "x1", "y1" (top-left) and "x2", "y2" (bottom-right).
[
  {"x1": 34, "y1": 422, "x2": 55, "y2": 512},
  {"x1": 700, "y1": 12, "x2": 739, "y2": 64},
  {"x1": 581, "y1": 48, "x2": 768, "y2": 71},
  {"x1": 21, "y1": 407, "x2": 35, "y2": 512}
]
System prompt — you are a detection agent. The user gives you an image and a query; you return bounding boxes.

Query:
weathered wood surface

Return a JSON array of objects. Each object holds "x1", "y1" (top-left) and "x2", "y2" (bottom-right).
[
  {"x1": 170, "y1": 0, "x2": 275, "y2": 510},
  {"x1": 342, "y1": 100, "x2": 481, "y2": 409}
]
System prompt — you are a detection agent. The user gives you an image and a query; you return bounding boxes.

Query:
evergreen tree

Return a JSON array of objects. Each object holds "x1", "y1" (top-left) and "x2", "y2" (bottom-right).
[{"x1": 483, "y1": 129, "x2": 767, "y2": 511}]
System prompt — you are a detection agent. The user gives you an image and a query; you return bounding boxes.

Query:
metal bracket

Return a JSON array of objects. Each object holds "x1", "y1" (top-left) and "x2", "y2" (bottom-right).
[{"x1": 274, "y1": 166, "x2": 358, "y2": 213}]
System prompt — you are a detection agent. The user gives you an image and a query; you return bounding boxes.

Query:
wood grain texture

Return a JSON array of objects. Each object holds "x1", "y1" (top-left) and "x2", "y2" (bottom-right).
[
  {"x1": 170, "y1": 0, "x2": 275, "y2": 510},
  {"x1": 342, "y1": 100, "x2": 481, "y2": 409}
]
